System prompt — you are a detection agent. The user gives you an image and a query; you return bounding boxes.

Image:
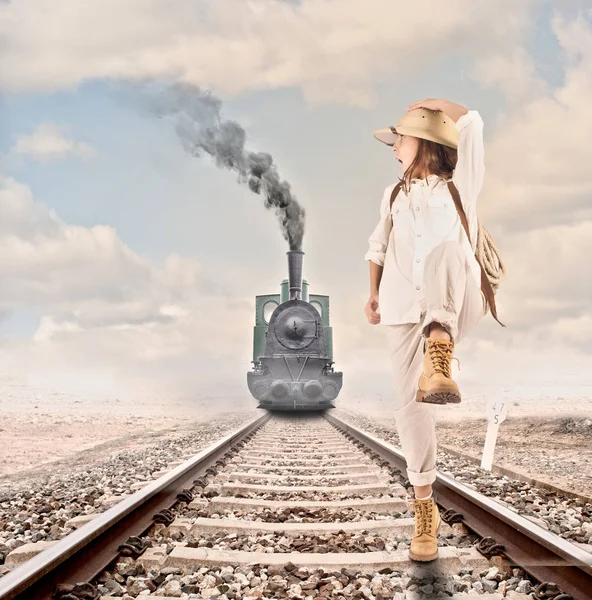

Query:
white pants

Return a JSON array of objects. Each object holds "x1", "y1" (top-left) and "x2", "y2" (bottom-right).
[{"x1": 385, "y1": 241, "x2": 486, "y2": 486}]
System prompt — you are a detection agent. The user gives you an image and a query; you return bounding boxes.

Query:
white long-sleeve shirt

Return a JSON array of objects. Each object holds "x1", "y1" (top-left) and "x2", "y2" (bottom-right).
[{"x1": 364, "y1": 109, "x2": 485, "y2": 325}]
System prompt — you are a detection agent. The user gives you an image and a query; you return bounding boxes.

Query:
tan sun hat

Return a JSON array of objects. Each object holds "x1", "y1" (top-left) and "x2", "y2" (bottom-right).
[{"x1": 373, "y1": 107, "x2": 459, "y2": 150}]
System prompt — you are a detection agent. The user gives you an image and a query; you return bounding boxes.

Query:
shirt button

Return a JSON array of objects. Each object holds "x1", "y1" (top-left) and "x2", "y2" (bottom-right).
[
  {"x1": 444, "y1": 203, "x2": 448, "y2": 207},
  {"x1": 417, "y1": 233, "x2": 422, "y2": 237},
  {"x1": 416, "y1": 258, "x2": 421, "y2": 263},
  {"x1": 395, "y1": 209, "x2": 399, "y2": 213},
  {"x1": 415, "y1": 206, "x2": 420, "y2": 211},
  {"x1": 420, "y1": 182, "x2": 425, "y2": 187},
  {"x1": 416, "y1": 285, "x2": 421, "y2": 290}
]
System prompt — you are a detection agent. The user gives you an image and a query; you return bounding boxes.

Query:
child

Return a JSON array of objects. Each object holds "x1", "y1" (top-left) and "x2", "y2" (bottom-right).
[{"x1": 364, "y1": 98, "x2": 488, "y2": 562}]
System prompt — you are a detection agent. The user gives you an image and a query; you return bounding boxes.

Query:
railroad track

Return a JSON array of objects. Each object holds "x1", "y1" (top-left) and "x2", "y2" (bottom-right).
[{"x1": 0, "y1": 412, "x2": 590, "y2": 600}]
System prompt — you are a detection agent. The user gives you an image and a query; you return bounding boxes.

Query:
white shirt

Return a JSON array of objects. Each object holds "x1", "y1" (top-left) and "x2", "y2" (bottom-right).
[{"x1": 364, "y1": 109, "x2": 485, "y2": 325}]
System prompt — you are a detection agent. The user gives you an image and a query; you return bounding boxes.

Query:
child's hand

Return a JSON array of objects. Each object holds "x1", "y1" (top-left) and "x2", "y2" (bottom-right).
[
  {"x1": 365, "y1": 294, "x2": 381, "y2": 325},
  {"x1": 407, "y1": 98, "x2": 443, "y2": 112},
  {"x1": 408, "y1": 99, "x2": 469, "y2": 123}
]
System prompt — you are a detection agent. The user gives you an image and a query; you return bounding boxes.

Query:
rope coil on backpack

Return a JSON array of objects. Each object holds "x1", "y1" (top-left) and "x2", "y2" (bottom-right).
[{"x1": 476, "y1": 219, "x2": 506, "y2": 302}]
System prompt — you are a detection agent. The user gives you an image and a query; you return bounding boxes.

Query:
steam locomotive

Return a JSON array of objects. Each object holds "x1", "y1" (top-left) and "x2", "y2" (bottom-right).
[{"x1": 247, "y1": 251, "x2": 343, "y2": 411}]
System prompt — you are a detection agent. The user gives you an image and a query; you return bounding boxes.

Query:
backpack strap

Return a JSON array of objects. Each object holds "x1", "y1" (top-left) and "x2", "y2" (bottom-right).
[
  {"x1": 446, "y1": 181, "x2": 505, "y2": 328},
  {"x1": 389, "y1": 182, "x2": 404, "y2": 224}
]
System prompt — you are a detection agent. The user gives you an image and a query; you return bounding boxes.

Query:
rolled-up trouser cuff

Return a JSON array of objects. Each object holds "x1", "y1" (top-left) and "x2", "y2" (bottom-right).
[
  {"x1": 422, "y1": 309, "x2": 458, "y2": 342},
  {"x1": 406, "y1": 467, "x2": 437, "y2": 486}
]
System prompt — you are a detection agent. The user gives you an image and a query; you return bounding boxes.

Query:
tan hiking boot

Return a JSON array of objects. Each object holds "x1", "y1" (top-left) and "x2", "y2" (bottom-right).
[
  {"x1": 416, "y1": 338, "x2": 461, "y2": 404},
  {"x1": 409, "y1": 495, "x2": 442, "y2": 561}
]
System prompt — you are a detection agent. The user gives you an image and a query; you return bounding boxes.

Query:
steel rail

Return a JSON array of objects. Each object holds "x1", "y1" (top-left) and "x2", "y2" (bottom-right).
[
  {"x1": 325, "y1": 412, "x2": 592, "y2": 600},
  {"x1": 0, "y1": 412, "x2": 270, "y2": 600}
]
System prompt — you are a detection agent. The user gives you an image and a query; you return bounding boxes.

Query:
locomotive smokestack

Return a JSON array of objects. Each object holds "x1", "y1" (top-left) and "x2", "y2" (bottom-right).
[{"x1": 287, "y1": 251, "x2": 304, "y2": 300}]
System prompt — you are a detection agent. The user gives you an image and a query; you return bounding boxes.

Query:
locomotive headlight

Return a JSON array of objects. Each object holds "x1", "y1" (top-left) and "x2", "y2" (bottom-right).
[
  {"x1": 253, "y1": 383, "x2": 269, "y2": 400},
  {"x1": 323, "y1": 383, "x2": 338, "y2": 400},
  {"x1": 303, "y1": 380, "x2": 323, "y2": 397},
  {"x1": 270, "y1": 380, "x2": 289, "y2": 397}
]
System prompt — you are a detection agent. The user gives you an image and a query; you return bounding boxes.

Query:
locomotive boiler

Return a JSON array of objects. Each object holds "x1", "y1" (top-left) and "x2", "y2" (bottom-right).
[{"x1": 247, "y1": 251, "x2": 343, "y2": 411}]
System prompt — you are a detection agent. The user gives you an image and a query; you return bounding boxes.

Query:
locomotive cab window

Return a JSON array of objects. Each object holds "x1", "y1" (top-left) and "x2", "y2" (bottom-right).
[
  {"x1": 262, "y1": 300, "x2": 279, "y2": 324},
  {"x1": 311, "y1": 301, "x2": 323, "y2": 319}
]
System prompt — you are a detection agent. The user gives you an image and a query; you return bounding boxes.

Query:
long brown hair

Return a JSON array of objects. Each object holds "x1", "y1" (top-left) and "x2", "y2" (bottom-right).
[{"x1": 399, "y1": 137, "x2": 457, "y2": 195}]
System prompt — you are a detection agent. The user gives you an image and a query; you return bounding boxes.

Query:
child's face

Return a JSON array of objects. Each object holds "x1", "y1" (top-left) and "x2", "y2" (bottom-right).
[{"x1": 392, "y1": 133, "x2": 420, "y2": 175}]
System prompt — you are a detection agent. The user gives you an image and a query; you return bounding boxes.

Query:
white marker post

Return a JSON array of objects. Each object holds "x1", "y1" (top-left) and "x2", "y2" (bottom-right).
[{"x1": 481, "y1": 396, "x2": 508, "y2": 471}]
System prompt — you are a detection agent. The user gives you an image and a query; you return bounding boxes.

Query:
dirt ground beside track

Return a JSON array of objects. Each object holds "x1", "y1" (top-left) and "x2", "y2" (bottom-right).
[
  {"x1": 337, "y1": 393, "x2": 592, "y2": 498},
  {"x1": 1, "y1": 376, "x2": 590, "y2": 498},
  {"x1": 436, "y1": 416, "x2": 592, "y2": 497}
]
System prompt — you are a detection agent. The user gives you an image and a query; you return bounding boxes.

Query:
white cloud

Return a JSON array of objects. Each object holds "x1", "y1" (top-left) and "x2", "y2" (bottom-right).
[
  {"x1": 0, "y1": 0, "x2": 535, "y2": 106},
  {"x1": 487, "y1": 220, "x2": 592, "y2": 338},
  {"x1": 469, "y1": 46, "x2": 550, "y2": 108},
  {"x1": 2, "y1": 2, "x2": 592, "y2": 398},
  {"x1": 0, "y1": 177, "x2": 254, "y2": 377},
  {"x1": 13, "y1": 123, "x2": 94, "y2": 163},
  {"x1": 475, "y1": 9, "x2": 592, "y2": 230},
  {"x1": 451, "y1": 8, "x2": 592, "y2": 353},
  {"x1": 33, "y1": 316, "x2": 82, "y2": 343},
  {"x1": 337, "y1": 4, "x2": 592, "y2": 378},
  {"x1": 0, "y1": 177, "x2": 195, "y2": 317},
  {"x1": 546, "y1": 314, "x2": 592, "y2": 346}
]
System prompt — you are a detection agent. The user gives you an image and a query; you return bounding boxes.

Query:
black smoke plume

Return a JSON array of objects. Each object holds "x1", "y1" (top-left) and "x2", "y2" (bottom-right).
[{"x1": 147, "y1": 83, "x2": 305, "y2": 251}]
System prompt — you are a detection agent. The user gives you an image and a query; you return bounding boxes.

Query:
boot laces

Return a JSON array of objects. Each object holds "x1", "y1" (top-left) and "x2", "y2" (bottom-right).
[
  {"x1": 413, "y1": 498, "x2": 434, "y2": 535},
  {"x1": 427, "y1": 341, "x2": 460, "y2": 376}
]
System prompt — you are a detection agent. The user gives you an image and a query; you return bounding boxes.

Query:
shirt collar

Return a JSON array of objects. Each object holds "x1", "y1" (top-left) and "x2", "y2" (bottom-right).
[{"x1": 410, "y1": 174, "x2": 452, "y2": 186}]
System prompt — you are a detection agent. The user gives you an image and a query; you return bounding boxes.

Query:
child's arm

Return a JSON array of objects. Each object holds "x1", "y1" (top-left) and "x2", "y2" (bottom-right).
[
  {"x1": 406, "y1": 97, "x2": 485, "y2": 203},
  {"x1": 452, "y1": 110, "x2": 485, "y2": 253},
  {"x1": 364, "y1": 186, "x2": 392, "y2": 324},
  {"x1": 452, "y1": 109, "x2": 485, "y2": 199},
  {"x1": 406, "y1": 98, "x2": 485, "y2": 252},
  {"x1": 364, "y1": 184, "x2": 394, "y2": 268}
]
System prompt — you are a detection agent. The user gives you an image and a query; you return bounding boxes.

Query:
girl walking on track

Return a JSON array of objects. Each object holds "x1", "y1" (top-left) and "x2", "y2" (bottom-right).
[{"x1": 364, "y1": 98, "x2": 506, "y2": 562}]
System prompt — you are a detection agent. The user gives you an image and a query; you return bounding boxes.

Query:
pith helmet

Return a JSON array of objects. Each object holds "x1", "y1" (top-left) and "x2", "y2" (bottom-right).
[{"x1": 373, "y1": 107, "x2": 459, "y2": 150}]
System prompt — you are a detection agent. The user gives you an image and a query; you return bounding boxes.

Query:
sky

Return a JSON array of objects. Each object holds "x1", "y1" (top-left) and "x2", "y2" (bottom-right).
[{"x1": 0, "y1": 0, "x2": 591, "y2": 406}]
